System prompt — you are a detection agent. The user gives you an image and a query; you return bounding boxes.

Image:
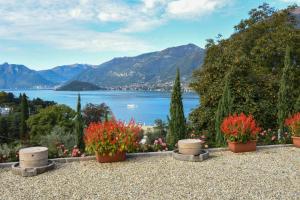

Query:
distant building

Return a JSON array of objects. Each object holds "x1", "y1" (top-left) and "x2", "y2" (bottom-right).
[{"x1": 0, "y1": 107, "x2": 11, "y2": 116}]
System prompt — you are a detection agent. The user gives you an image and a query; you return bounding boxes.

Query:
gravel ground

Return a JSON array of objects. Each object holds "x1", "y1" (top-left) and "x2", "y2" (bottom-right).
[{"x1": 0, "y1": 147, "x2": 299, "y2": 200}]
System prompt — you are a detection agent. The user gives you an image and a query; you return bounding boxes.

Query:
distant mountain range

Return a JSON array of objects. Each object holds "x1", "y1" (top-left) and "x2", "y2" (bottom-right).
[{"x1": 0, "y1": 44, "x2": 205, "y2": 90}]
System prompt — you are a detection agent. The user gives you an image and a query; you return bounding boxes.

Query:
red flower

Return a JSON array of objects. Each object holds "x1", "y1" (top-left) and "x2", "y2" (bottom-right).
[
  {"x1": 285, "y1": 112, "x2": 300, "y2": 137},
  {"x1": 84, "y1": 119, "x2": 141, "y2": 155},
  {"x1": 221, "y1": 113, "x2": 261, "y2": 142}
]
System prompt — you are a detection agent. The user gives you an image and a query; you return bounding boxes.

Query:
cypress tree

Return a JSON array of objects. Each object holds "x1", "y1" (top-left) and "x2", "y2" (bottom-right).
[
  {"x1": 167, "y1": 69, "x2": 186, "y2": 147},
  {"x1": 277, "y1": 46, "x2": 292, "y2": 134},
  {"x1": 20, "y1": 93, "x2": 29, "y2": 143},
  {"x1": 75, "y1": 94, "x2": 85, "y2": 151},
  {"x1": 215, "y1": 70, "x2": 233, "y2": 146},
  {"x1": 294, "y1": 95, "x2": 300, "y2": 113}
]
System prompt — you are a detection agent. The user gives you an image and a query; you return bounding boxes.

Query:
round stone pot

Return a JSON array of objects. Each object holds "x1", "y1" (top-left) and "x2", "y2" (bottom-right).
[
  {"x1": 292, "y1": 136, "x2": 300, "y2": 148},
  {"x1": 178, "y1": 139, "x2": 202, "y2": 155},
  {"x1": 19, "y1": 147, "x2": 48, "y2": 168},
  {"x1": 95, "y1": 151, "x2": 126, "y2": 163},
  {"x1": 227, "y1": 140, "x2": 256, "y2": 153}
]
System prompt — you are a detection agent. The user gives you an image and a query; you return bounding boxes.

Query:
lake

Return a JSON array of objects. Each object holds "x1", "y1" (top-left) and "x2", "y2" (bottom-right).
[{"x1": 7, "y1": 90, "x2": 199, "y2": 125}]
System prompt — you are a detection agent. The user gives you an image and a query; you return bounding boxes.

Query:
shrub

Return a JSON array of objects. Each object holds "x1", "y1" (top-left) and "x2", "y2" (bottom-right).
[
  {"x1": 0, "y1": 143, "x2": 22, "y2": 163},
  {"x1": 221, "y1": 113, "x2": 261, "y2": 143},
  {"x1": 39, "y1": 126, "x2": 77, "y2": 158},
  {"x1": 285, "y1": 112, "x2": 300, "y2": 137},
  {"x1": 84, "y1": 119, "x2": 141, "y2": 156},
  {"x1": 257, "y1": 129, "x2": 291, "y2": 145}
]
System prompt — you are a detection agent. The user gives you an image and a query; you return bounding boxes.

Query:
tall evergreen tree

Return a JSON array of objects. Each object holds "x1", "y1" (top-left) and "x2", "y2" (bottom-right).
[
  {"x1": 215, "y1": 70, "x2": 234, "y2": 146},
  {"x1": 277, "y1": 46, "x2": 293, "y2": 134},
  {"x1": 167, "y1": 69, "x2": 186, "y2": 147},
  {"x1": 75, "y1": 94, "x2": 85, "y2": 151},
  {"x1": 294, "y1": 95, "x2": 300, "y2": 113},
  {"x1": 20, "y1": 93, "x2": 29, "y2": 143}
]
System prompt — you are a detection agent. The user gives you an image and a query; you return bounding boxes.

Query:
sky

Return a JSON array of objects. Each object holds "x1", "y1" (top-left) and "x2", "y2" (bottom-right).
[{"x1": 0, "y1": 0, "x2": 298, "y2": 70}]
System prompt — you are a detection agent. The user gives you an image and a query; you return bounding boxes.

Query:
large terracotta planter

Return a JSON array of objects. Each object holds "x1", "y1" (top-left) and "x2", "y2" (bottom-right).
[
  {"x1": 95, "y1": 151, "x2": 126, "y2": 163},
  {"x1": 292, "y1": 136, "x2": 300, "y2": 148},
  {"x1": 227, "y1": 140, "x2": 256, "y2": 153}
]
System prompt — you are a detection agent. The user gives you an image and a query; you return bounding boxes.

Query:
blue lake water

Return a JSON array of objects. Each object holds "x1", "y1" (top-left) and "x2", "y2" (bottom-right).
[{"x1": 6, "y1": 90, "x2": 199, "y2": 125}]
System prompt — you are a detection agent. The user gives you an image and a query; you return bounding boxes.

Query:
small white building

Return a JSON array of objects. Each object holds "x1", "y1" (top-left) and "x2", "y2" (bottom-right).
[{"x1": 0, "y1": 107, "x2": 11, "y2": 116}]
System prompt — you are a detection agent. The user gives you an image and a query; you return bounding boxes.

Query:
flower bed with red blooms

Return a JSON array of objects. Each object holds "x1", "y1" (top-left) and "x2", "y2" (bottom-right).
[
  {"x1": 285, "y1": 112, "x2": 300, "y2": 137},
  {"x1": 84, "y1": 119, "x2": 141, "y2": 156},
  {"x1": 221, "y1": 113, "x2": 261, "y2": 143}
]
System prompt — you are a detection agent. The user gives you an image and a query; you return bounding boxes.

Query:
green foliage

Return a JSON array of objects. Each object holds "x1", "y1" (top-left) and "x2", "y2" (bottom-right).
[
  {"x1": 167, "y1": 69, "x2": 186, "y2": 147},
  {"x1": 214, "y1": 70, "x2": 234, "y2": 146},
  {"x1": 0, "y1": 142, "x2": 22, "y2": 162},
  {"x1": 294, "y1": 95, "x2": 300, "y2": 112},
  {"x1": 277, "y1": 46, "x2": 294, "y2": 134},
  {"x1": 190, "y1": 4, "x2": 300, "y2": 140},
  {"x1": 27, "y1": 105, "x2": 76, "y2": 144},
  {"x1": 82, "y1": 103, "x2": 112, "y2": 125},
  {"x1": 39, "y1": 126, "x2": 77, "y2": 158},
  {"x1": 20, "y1": 93, "x2": 29, "y2": 142},
  {"x1": 75, "y1": 94, "x2": 85, "y2": 151}
]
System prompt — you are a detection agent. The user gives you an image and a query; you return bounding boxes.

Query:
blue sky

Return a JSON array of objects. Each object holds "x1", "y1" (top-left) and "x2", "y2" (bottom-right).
[{"x1": 0, "y1": 0, "x2": 298, "y2": 70}]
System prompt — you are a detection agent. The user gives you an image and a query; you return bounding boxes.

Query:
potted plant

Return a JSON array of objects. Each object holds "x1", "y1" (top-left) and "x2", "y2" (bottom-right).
[
  {"x1": 221, "y1": 113, "x2": 261, "y2": 153},
  {"x1": 84, "y1": 119, "x2": 141, "y2": 163},
  {"x1": 285, "y1": 112, "x2": 300, "y2": 148}
]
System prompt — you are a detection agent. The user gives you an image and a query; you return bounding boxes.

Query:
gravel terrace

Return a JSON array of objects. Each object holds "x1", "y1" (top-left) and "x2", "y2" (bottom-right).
[{"x1": 0, "y1": 147, "x2": 299, "y2": 200}]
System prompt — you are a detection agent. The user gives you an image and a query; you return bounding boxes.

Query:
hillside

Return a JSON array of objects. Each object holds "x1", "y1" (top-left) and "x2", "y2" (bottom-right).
[
  {"x1": 56, "y1": 81, "x2": 103, "y2": 91},
  {"x1": 74, "y1": 44, "x2": 205, "y2": 89},
  {"x1": 38, "y1": 64, "x2": 93, "y2": 84},
  {"x1": 0, "y1": 44, "x2": 205, "y2": 90},
  {"x1": 0, "y1": 63, "x2": 53, "y2": 89}
]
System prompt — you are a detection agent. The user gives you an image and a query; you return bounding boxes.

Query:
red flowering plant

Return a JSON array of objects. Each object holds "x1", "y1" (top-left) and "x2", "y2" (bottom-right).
[
  {"x1": 221, "y1": 113, "x2": 261, "y2": 143},
  {"x1": 84, "y1": 119, "x2": 141, "y2": 156},
  {"x1": 285, "y1": 112, "x2": 300, "y2": 137}
]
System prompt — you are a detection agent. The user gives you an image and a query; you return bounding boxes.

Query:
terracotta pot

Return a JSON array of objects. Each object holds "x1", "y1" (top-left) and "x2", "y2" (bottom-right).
[
  {"x1": 227, "y1": 140, "x2": 256, "y2": 153},
  {"x1": 292, "y1": 136, "x2": 300, "y2": 148},
  {"x1": 95, "y1": 151, "x2": 126, "y2": 163}
]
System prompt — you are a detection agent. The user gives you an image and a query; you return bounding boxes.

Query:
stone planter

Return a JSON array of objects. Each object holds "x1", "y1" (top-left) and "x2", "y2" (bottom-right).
[
  {"x1": 227, "y1": 140, "x2": 256, "y2": 153},
  {"x1": 12, "y1": 146, "x2": 54, "y2": 177},
  {"x1": 95, "y1": 151, "x2": 126, "y2": 163},
  {"x1": 292, "y1": 136, "x2": 300, "y2": 148},
  {"x1": 178, "y1": 139, "x2": 202, "y2": 155},
  {"x1": 19, "y1": 147, "x2": 48, "y2": 168}
]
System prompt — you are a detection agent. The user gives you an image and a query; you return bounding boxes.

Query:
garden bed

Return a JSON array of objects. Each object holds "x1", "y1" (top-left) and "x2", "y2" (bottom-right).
[{"x1": 0, "y1": 146, "x2": 299, "y2": 200}]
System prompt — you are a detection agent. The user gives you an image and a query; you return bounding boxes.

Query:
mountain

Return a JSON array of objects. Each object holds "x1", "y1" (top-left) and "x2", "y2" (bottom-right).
[
  {"x1": 56, "y1": 81, "x2": 103, "y2": 91},
  {"x1": 0, "y1": 44, "x2": 205, "y2": 90},
  {"x1": 0, "y1": 63, "x2": 53, "y2": 89},
  {"x1": 38, "y1": 64, "x2": 93, "y2": 84},
  {"x1": 74, "y1": 44, "x2": 205, "y2": 89}
]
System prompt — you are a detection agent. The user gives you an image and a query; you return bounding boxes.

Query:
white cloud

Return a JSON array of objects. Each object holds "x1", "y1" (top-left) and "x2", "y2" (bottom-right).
[
  {"x1": 166, "y1": 0, "x2": 231, "y2": 18},
  {"x1": 280, "y1": 0, "x2": 300, "y2": 3},
  {"x1": 0, "y1": 0, "x2": 232, "y2": 52}
]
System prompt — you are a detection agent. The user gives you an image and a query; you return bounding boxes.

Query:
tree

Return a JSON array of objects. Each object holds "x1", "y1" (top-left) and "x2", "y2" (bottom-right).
[
  {"x1": 75, "y1": 94, "x2": 85, "y2": 151},
  {"x1": 20, "y1": 93, "x2": 29, "y2": 143},
  {"x1": 190, "y1": 4, "x2": 300, "y2": 134},
  {"x1": 215, "y1": 70, "x2": 234, "y2": 146},
  {"x1": 0, "y1": 116, "x2": 8, "y2": 143},
  {"x1": 277, "y1": 46, "x2": 293, "y2": 134},
  {"x1": 27, "y1": 105, "x2": 75, "y2": 144},
  {"x1": 294, "y1": 95, "x2": 300, "y2": 113},
  {"x1": 167, "y1": 69, "x2": 186, "y2": 147},
  {"x1": 82, "y1": 103, "x2": 112, "y2": 125}
]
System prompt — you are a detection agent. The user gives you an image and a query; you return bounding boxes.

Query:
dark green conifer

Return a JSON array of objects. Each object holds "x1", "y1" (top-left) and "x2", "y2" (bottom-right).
[
  {"x1": 167, "y1": 69, "x2": 186, "y2": 147},
  {"x1": 215, "y1": 70, "x2": 233, "y2": 146},
  {"x1": 75, "y1": 94, "x2": 85, "y2": 151},
  {"x1": 20, "y1": 93, "x2": 29, "y2": 143},
  {"x1": 277, "y1": 46, "x2": 292, "y2": 134}
]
